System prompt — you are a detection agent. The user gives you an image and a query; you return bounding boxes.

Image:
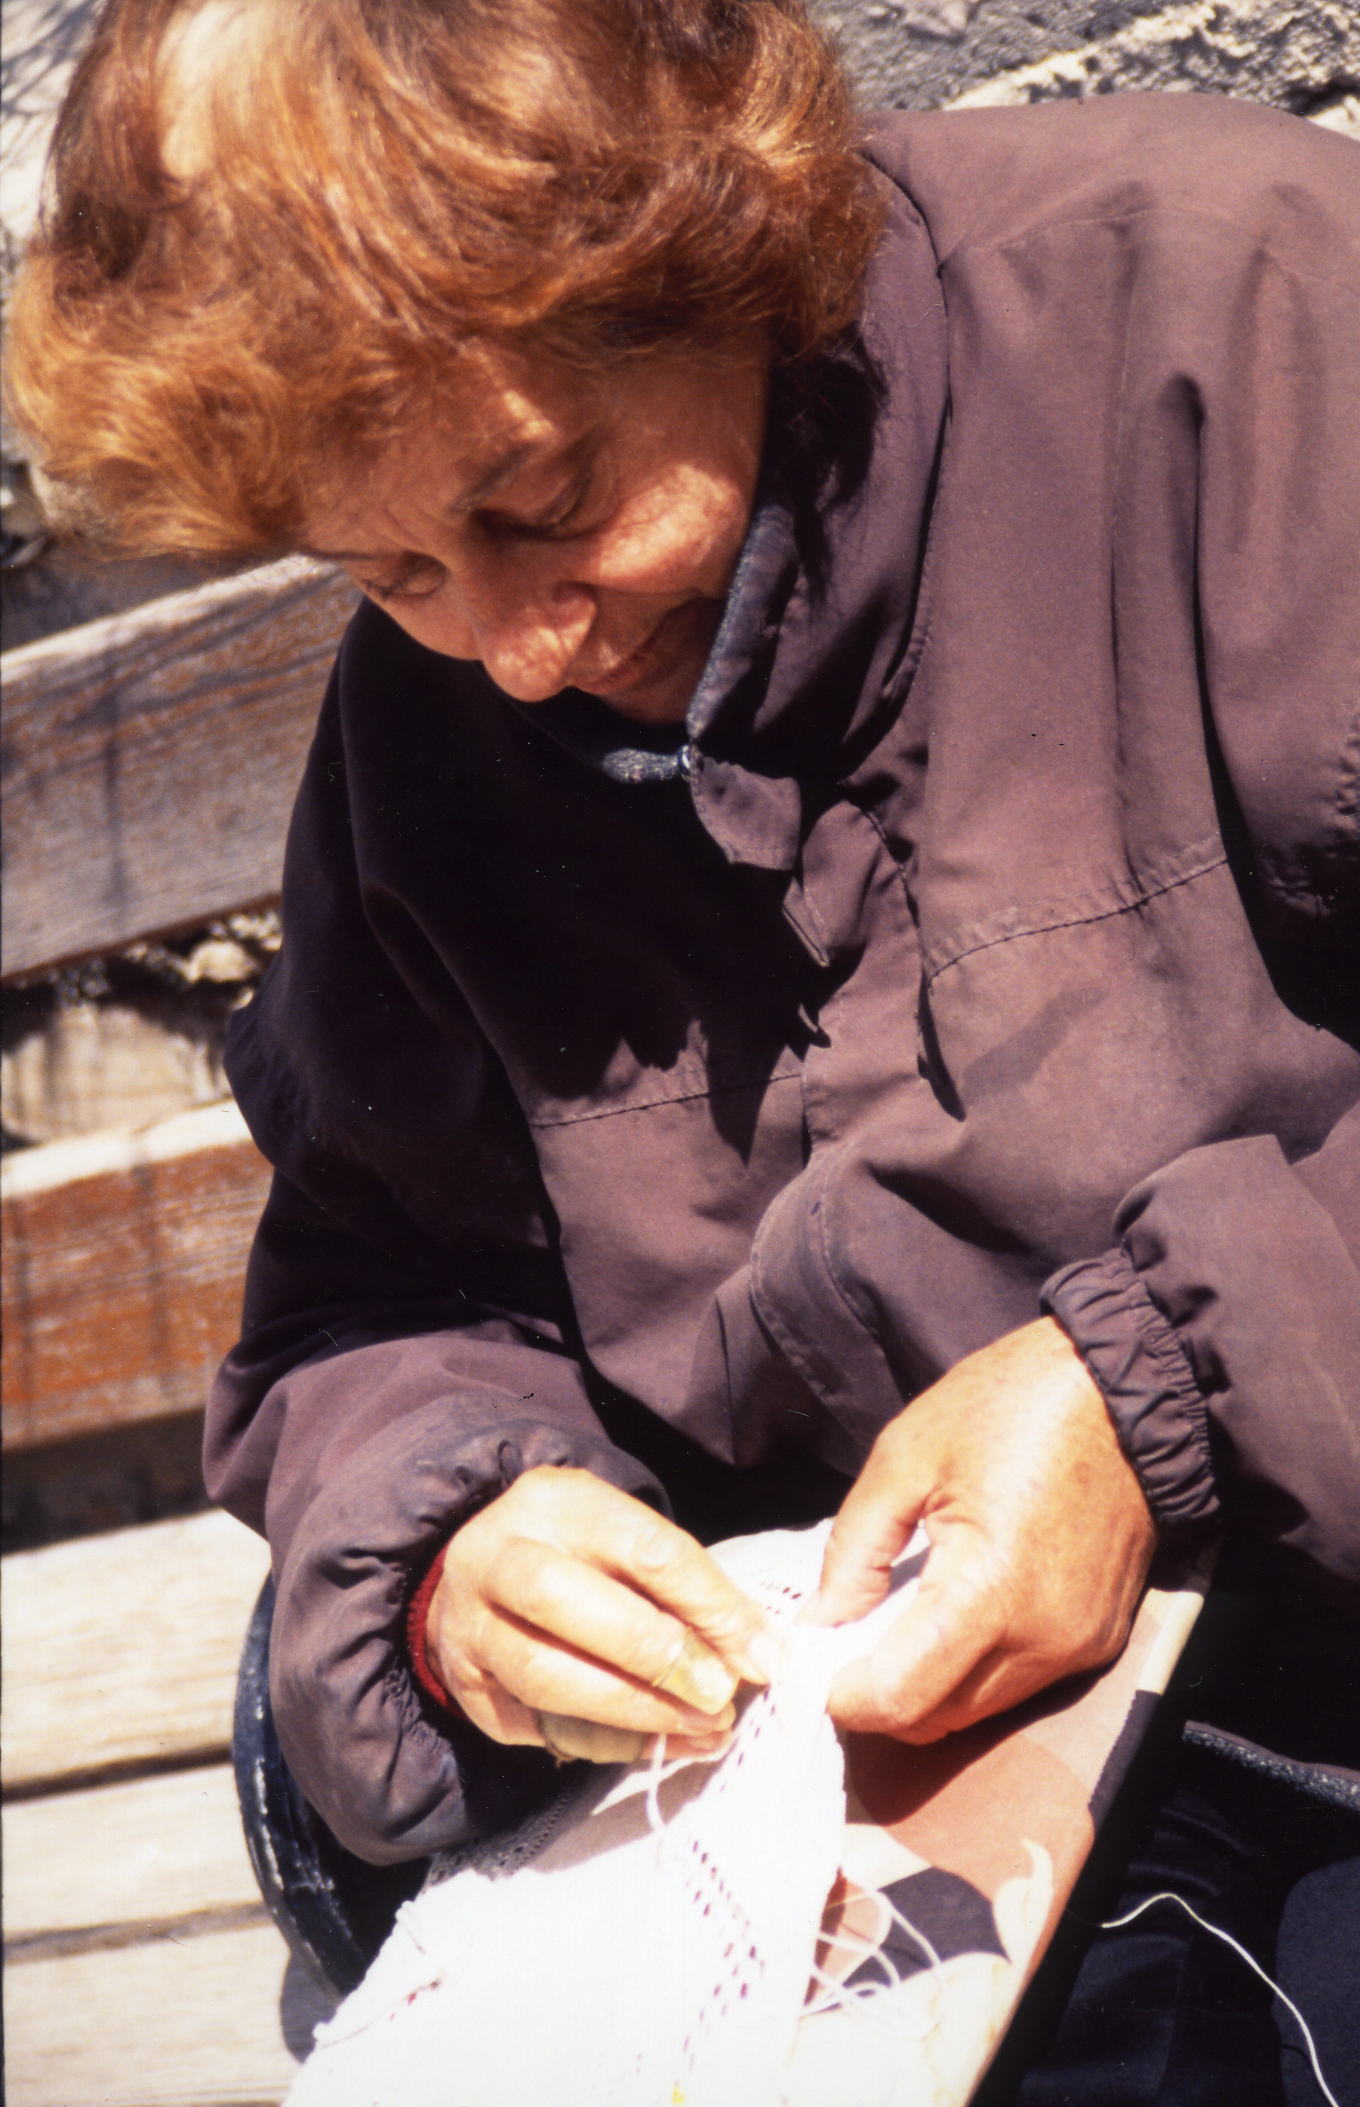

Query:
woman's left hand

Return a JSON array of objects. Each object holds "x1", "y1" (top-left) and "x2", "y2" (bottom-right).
[{"x1": 814, "y1": 1317, "x2": 1158, "y2": 1740}]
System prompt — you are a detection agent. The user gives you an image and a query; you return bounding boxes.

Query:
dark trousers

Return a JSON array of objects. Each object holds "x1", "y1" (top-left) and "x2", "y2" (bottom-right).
[{"x1": 975, "y1": 1740, "x2": 1359, "y2": 2106}]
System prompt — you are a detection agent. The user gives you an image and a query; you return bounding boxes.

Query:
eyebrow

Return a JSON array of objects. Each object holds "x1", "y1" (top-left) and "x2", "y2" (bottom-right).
[{"x1": 297, "y1": 438, "x2": 554, "y2": 565}]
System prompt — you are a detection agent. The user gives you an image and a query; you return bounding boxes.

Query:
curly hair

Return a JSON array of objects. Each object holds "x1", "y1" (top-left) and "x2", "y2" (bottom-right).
[{"x1": 5, "y1": 0, "x2": 883, "y2": 558}]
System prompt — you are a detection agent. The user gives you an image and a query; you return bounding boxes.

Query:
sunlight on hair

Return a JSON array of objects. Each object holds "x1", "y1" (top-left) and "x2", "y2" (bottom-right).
[{"x1": 157, "y1": 0, "x2": 272, "y2": 179}]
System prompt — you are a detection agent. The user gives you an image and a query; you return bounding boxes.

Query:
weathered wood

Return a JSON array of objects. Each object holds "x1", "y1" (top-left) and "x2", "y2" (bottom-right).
[
  {"x1": 2, "y1": 1920, "x2": 330, "y2": 2107},
  {"x1": 2, "y1": 1101, "x2": 271, "y2": 1450},
  {"x1": 3, "y1": 1411, "x2": 211, "y2": 1555},
  {"x1": 1, "y1": 559, "x2": 355, "y2": 978},
  {"x1": 4, "y1": 1761, "x2": 263, "y2": 1947},
  {"x1": 2, "y1": 1507, "x2": 270, "y2": 1795}
]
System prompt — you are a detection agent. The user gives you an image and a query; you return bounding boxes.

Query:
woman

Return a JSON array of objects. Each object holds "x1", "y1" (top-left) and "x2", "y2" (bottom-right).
[{"x1": 9, "y1": 0, "x2": 1358, "y2": 2095}]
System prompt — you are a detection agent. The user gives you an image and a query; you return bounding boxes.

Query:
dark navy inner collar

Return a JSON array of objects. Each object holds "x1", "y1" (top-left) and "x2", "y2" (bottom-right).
[{"x1": 514, "y1": 687, "x2": 688, "y2": 784}]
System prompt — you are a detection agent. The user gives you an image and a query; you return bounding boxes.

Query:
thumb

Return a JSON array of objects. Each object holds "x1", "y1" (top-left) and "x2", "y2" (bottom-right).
[
  {"x1": 827, "y1": 1520, "x2": 993, "y2": 1735},
  {"x1": 812, "y1": 1433, "x2": 930, "y2": 1627}
]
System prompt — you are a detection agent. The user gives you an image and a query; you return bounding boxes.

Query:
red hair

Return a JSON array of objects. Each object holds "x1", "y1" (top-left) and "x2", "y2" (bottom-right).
[{"x1": 6, "y1": 0, "x2": 883, "y2": 557}]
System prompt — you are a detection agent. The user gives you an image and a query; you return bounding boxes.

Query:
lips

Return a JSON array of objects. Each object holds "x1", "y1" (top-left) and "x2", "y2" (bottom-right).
[
  {"x1": 568, "y1": 591, "x2": 731, "y2": 726},
  {"x1": 580, "y1": 609, "x2": 682, "y2": 698}
]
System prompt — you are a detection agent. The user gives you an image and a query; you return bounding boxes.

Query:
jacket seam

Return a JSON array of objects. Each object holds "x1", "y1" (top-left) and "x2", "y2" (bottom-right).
[
  {"x1": 749, "y1": 1168, "x2": 864, "y2": 1417},
  {"x1": 854, "y1": 799, "x2": 920, "y2": 927},
  {"x1": 813, "y1": 1153, "x2": 886, "y2": 1359},
  {"x1": 526, "y1": 1062, "x2": 802, "y2": 1130},
  {"x1": 923, "y1": 837, "x2": 1227, "y2": 987}
]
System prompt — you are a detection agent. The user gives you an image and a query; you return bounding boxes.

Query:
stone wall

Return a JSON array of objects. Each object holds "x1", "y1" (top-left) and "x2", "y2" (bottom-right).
[{"x1": 817, "y1": 0, "x2": 1358, "y2": 121}]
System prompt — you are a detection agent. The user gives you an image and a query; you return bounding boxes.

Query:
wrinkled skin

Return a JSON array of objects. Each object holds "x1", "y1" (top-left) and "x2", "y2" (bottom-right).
[
  {"x1": 428, "y1": 1468, "x2": 778, "y2": 1763},
  {"x1": 813, "y1": 1318, "x2": 1157, "y2": 1739},
  {"x1": 426, "y1": 1319, "x2": 1157, "y2": 1759}
]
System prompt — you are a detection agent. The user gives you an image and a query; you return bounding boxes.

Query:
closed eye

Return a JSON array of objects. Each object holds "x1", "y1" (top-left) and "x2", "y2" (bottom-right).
[
  {"x1": 355, "y1": 555, "x2": 446, "y2": 604},
  {"x1": 479, "y1": 453, "x2": 603, "y2": 545}
]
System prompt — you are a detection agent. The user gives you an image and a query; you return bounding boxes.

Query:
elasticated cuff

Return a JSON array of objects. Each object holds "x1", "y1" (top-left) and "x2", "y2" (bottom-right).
[{"x1": 1042, "y1": 1246, "x2": 1221, "y2": 1537}]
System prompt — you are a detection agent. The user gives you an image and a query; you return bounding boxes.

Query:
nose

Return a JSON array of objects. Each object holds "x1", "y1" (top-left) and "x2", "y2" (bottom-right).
[{"x1": 460, "y1": 549, "x2": 596, "y2": 703}]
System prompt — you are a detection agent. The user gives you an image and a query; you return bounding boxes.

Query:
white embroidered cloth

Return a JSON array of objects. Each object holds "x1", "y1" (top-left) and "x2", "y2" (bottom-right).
[{"x1": 286, "y1": 1521, "x2": 922, "y2": 2107}]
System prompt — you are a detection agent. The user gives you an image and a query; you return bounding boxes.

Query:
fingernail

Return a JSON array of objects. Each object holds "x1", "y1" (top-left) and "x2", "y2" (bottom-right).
[
  {"x1": 675, "y1": 1699, "x2": 736, "y2": 1733},
  {"x1": 537, "y1": 1714, "x2": 648, "y2": 1766},
  {"x1": 661, "y1": 1633, "x2": 739, "y2": 1715},
  {"x1": 681, "y1": 1729, "x2": 733, "y2": 1759}
]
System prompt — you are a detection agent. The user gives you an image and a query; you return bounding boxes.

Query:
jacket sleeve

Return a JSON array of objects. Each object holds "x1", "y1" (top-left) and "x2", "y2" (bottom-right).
[
  {"x1": 208, "y1": 1174, "x2": 662, "y2": 1867},
  {"x1": 1042, "y1": 117, "x2": 1360, "y2": 1590},
  {"x1": 1042, "y1": 1104, "x2": 1360, "y2": 1591},
  {"x1": 205, "y1": 648, "x2": 662, "y2": 1866}
]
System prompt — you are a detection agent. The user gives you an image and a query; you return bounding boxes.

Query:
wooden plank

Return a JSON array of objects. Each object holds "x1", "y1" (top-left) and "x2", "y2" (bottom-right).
[
  {"x1": 2, "y1": 1919, "x2": 331, "y2": 2107},
  {"x1": 3, "y1": 1410, "x2": 210, "y2": 1554},
  {"x1": 2, "y1": 1507, "x2": 270, "y2": 1794},
  {"x1": 1, "y1": 559, "x2": 355, "y2": 978},
  {"x1": 4, "y1": 1762, "x2": 261, "y2": 1946},
  {"x1": 2, "y1": 1101, "x2": 271, "y2": 1450}
]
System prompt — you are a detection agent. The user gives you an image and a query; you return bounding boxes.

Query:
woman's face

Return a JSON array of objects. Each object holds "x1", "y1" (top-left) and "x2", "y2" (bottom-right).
[{"x1": 302, "y1": 344, "x2": 769, "y2": 725}]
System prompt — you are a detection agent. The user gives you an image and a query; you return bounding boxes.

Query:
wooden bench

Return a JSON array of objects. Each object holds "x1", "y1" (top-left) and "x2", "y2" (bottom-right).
[
  {"x1": 0, "y1": 1510, "x2": 341, "y2": 2107},
  {"x1": 3, "y1": 561, "x2": 356, "y2": 2104}
]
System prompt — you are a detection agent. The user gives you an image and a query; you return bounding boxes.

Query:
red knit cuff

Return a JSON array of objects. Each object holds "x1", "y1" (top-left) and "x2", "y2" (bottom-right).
[{"x1": 405, "y1": 1541, "x2": 456, "y2": 1712}]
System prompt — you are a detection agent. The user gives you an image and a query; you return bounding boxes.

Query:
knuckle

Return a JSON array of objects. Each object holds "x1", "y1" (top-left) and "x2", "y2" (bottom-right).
[
  {"x1": 486, "y1": 1626, "x2": 543, "y2": 1705},
  {"x1": 631, "y1": 1520, "x2": 683, "y2": 1581},
  {"x1": 499, "y1": 1538, "x2": 563, "y2": 1626},
  {"x1": 503, "y1": 1464, "x2": 559, "y2": 1516},
  {"x1": 637, "y1": 1615, "x2": 685, "y2": 1680},
  {"x1": 698, "y1": 1601, "x2": 750, "y2": 1652}
]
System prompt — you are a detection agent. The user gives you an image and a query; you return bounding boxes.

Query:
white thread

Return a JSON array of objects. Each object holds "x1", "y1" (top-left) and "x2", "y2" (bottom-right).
[
  {"x1": 809, "y1": 1886, "x2": 944, "y2": 2011},
  {"x1": 1099, "y1": 1892, "x2": 1341, "y2": 2107}
]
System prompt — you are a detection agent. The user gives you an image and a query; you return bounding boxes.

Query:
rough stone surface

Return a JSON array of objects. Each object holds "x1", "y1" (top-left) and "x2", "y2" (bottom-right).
[
  {"x1": 945, "y1": 0, "x2": 1360, "y2": 113},
  {"x1": 0, "y1": 0, "x2": 98, "y2": 254},
  {"x1": 812, "y1": 0, "x2": 1360, "y2": 111},
  {"x1": 815, "y1": 0, "x2": 1174, "y2": 105}
]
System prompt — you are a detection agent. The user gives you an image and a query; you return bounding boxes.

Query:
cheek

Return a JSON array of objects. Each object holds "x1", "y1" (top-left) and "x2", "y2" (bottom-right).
[
  {"x1": 368, "y1": 595, "x2": 480, "y2": 661},
  {"x1": 590, "y1": 467, "x2": 751, "y2": 598}
]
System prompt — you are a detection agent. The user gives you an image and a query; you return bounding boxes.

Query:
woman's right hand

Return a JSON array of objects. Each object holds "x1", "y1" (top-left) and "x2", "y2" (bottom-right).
[{"x1": 425, "y1": 1466, "x2": 778, "y2": 1763}]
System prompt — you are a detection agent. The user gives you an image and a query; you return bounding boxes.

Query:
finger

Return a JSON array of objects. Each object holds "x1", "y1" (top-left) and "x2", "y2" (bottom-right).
[
  {"x1": 825, "y1": 1527, "x2": 999, "y2": 1734},
  {"x1": 504, "y1": 1471, "x2": 778, "y2": 1686},
  {"x1": 534, "y1": 1713, "x2": 650, "y2": 1765},
  {"x1": 594, "y1": 1499, "x2": 779, "y2": 1686},
  {"x1": 449, "y1": 1671, "x2": 549, "y2": 1749},
  {"x1": 813, "y1": 1433, "x2": 932, "y2": 1627},
  {"x1": 487, "y1": 1538, "x2": 738, "y2": 1715},
  {"x1": 899, "y1": 1585, "x2": 1142, "y2": 1742},
  {"x1": 536, "y1": 1713, "x2": 734, "y2": 1767},
  {"x1": 451, "y1": 1668, "x2": 733, "y2": 1764},
  {"x1": 886, "y1": 1644, "x2": 1052, "y2": 1744},
  {"x1": 476, "y1": 1608, "x2": 740, "y2": 1739}
]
